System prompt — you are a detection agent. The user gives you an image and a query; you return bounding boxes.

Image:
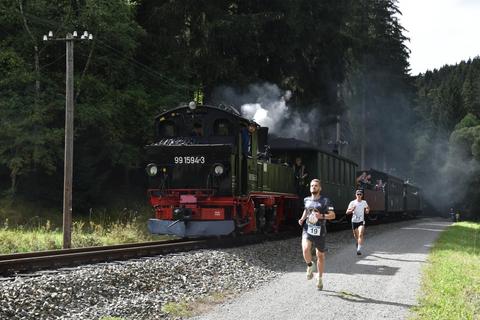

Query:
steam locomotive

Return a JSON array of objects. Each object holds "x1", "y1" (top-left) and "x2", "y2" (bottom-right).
[{"x1": 145, "y1": 103, "x2": 422, "y2": 237}]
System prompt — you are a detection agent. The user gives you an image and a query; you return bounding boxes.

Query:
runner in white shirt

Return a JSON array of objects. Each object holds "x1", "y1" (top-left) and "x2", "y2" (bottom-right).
[{"x1": 346, "y1": 189, "x2": 370, "y2": 255}]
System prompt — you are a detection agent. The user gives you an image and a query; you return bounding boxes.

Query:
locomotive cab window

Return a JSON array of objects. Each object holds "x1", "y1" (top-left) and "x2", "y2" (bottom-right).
[
  {"x1": 158, "y1": 120, "x2": 176, "y2": 137},
  {"x1": 213, "y1": 119, "x2": 232, "y2": 136},
  {"x1": 190, "y1": 122, "x2": 204, "y2": 137}
]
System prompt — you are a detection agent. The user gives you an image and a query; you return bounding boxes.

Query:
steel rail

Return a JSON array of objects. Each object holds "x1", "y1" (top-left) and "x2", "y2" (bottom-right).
[
  {"x1": 0, "y1": 239, "x2": 186, "y2": 261},
  {"x1": 0, "y1": 231, "x2": 296, "y2": 276}
]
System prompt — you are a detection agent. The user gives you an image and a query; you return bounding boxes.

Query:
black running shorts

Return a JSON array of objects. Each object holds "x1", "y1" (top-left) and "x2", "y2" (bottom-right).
[
  {"x1": 352, "y1": 221, "x2": 365, "y2": 230},
  {"x1": 302, "y1": 230, "x2": 326, "y2": 252}
]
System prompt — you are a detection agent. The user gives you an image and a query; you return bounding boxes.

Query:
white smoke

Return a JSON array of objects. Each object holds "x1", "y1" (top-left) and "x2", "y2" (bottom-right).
[
  {"x1": 240, "y1": 91, "x2": 290, "y2": 131},
  {"x1": 211, "y1": 83, "x2": 319, "y2": 141}
]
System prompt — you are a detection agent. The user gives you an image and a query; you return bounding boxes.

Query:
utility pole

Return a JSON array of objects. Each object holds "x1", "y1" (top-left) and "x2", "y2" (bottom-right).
[
  {"x1": 361, "y1": 83, "x2": 366, "y2": 169},
  {"x1": 43, "y1": 30, "x2": 93, "y2": 249},
  {"x1": 328, "y1": 115, "x2": 348, "y2": 155},
  {"x1": 332, "y1": 115, "x2": 348, "y2": 156}
]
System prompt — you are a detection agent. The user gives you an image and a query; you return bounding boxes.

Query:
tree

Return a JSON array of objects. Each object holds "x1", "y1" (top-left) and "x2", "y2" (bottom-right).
[
  {"x1": 0, "y1": 0, "x2": 153, "y2": 208},
  {"x1": 342, "y1": 0, "x2": 414, "y2": 173}
]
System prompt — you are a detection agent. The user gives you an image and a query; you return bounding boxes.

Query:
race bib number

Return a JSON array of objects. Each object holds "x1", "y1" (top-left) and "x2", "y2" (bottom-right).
[{"x1": 307, "y1": 224, "x2": 322, "y2": 236}]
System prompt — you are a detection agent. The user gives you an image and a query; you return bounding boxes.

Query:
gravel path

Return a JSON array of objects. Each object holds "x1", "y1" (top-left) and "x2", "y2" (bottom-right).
[
  {"x1": 192, "y1": 217, "x2": 450, "y2": 320},
  {"x1": 0, "y1": 217, "x2": 449, "y2": 319}
]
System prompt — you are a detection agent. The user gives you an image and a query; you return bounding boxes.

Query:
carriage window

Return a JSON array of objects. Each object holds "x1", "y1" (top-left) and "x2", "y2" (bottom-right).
[
  {"x1": 330, "y1": 157, "x2": 334, "y2": 182},
  {"x1": 336, "y1": 159, "x2": 340, "y2": 183},
  {"x1": 213, "y1": 119, "x2": 232, "y2": 136},
  {"x1": 318, "y1": 154, "x2": 323, "y2": 181},
  {"x1": 190, "y1": 122, "x2": 204, "y2": 136},
  {"x1": 326, "y1": 156, "x2": 330, "y2": 182},
  {"x1": 158, "y1": 120, "x2": 176, "y2": 137},
  {"x1": 322, "y1": 154, "x2": 328, "y2": 182},
  {"x1": 333, "y1": 159, "x2": 336, "y2": 183}
]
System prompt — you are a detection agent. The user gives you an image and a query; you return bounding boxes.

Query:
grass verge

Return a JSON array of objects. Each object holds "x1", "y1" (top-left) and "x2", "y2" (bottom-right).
[
  {"x1": 161, "y1": 291, "x2": 234, "y2": 318},
  {"x1": 0, "y1": 219, "x2": 168, "y2": 254},
  {"x1": 0, "y1": 213, "x2": 170, "y2": 254},
  {"x1": 0, "y1": 195, "x2": 171, "y2": 254},
  {"x1": 412, "y1": 221, "x2": 480, "y2": 319}
]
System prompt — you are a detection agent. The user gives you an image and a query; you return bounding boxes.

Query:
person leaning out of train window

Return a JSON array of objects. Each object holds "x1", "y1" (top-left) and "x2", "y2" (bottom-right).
[
  {"x1": 357, "y1": 172, "x2": 371, "y2": 189},
  {"x1": 241, "y1": 121, "x2": 256, "y2": 156},
  {"x1": 365, "y1": 174, "x2": 372, "y2": 188},
  {"x1": 294, "y1": 157, "x2": 309, "y2": 195},
  {"x1": 375, "y1": 179, "x2": 385, "y2": 192}
]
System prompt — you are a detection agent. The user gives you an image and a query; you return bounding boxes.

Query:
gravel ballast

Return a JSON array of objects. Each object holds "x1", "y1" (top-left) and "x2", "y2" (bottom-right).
[{"x1": 0, "y1": 217, "x2": 449, "y2": 319}]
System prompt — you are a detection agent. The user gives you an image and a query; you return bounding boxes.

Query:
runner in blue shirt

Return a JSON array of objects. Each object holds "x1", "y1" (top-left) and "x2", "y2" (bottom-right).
[{"x1": 298, "y1": 179, "x2": 336, "y2": 290}]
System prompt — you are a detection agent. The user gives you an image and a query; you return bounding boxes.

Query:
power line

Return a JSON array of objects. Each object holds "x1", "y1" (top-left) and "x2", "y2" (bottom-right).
[
  {"x1": 94, "y1": 39, "x2": 196, "y2": 92},
  {"x1": 39, "y1": 53, "x2": 66, "y2": 70},
  {"x1": 20, "y1": 11, "x2": 199, "y2": 94}
]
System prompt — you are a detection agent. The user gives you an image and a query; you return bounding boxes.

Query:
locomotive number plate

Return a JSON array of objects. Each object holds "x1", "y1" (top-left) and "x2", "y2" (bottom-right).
[
  {"x1": 174, "y1": 156, "x2": 206, "y2": 164},
  {"x1": 307, "y1": 225, "x2": 322, "y2": 236}
]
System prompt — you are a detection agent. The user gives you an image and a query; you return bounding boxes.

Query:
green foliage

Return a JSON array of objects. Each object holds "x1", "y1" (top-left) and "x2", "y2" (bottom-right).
[
  {"x1": 343, "y1": 0, "x2": 414, "y2": 172},
  {"x1": 414, "y1": 58, "x2": 480, "y2": 216},
  {"x1": 455, "y1": 113, "x2": 480, "y2": 130},
  {"x1": 0, "y1": 211, "x2": 163, "y2": 254},
  {"x1": 136, "y1": 0, "x2": 351, "y2": 108},
  {"x1": 0, "y1": 227, "x2": 62, "y2": 253},
  {"x1": 415, "y1": 59, "x2": 480, "y2": 132},
  {"x1": 0, "y1": 0, "x2": 415, "y2": 216},
  {"x1": 413, "y1": 222, "x2": 480, "y2": 319},
  {"x1": 0, "y1": 0, "x2": 162, "y2": 206},
  {"x1": 449, "y1": 116, "x2": 480, "y2": 161}
]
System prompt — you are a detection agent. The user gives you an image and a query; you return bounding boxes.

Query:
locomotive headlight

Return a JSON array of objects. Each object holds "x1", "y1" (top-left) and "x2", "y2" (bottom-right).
[
  {"x1": 213, "y1": 163, "x2": 224, "y2": 176},
  {"x1": 146, "y1": 163, "x2": 158, "y2": 176}
]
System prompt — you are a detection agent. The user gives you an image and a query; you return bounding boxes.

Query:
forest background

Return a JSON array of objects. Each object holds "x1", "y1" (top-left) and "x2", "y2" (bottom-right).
[{"x1": 1, "y1": 0, "x2": 480, "y2": 223}]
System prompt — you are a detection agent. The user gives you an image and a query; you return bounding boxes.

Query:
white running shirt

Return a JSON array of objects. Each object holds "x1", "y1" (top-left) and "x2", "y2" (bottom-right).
[{"x1": 348, "y1": 199, "x2": 369, "y2": 223}]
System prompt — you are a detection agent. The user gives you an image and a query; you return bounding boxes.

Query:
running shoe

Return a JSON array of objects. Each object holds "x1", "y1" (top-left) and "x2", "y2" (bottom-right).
[
  {"x1": 316, "y1": 276, "x2": 323, "y2": 290},
  {"x1": 356, "y1": 249, "x2": 362, "y2": 255},
  {"x1": 306, "y1": 265, "x2": 314, "y2": 280}
]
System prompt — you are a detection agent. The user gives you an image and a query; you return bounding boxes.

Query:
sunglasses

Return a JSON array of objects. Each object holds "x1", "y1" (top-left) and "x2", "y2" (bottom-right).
[{"x1": 356, "y1": 193, "x2": 363, "y2": 196}]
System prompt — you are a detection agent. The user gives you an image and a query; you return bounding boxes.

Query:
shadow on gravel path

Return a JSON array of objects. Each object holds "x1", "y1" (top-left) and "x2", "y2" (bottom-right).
[
  {"x1": 321, "y1": 289, "x2": 414, "y2": 308},
  {"x1": 368, "y1": 254, "x2": 426, "y2": 263}
]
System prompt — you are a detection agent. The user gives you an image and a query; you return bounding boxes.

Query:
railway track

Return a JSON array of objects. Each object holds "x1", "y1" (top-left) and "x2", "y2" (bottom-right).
[{"x1": 0, "y1": 231, "x2": 296, "y2": 276}]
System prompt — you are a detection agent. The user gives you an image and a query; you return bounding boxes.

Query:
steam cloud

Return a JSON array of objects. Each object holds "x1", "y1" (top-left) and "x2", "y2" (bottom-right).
[
  {"x1": 417, "y1": 132, "x2": 480, "y2": 216},
  {"x1": 211, "y1": 83, "x2": 321, "y2": 143}
]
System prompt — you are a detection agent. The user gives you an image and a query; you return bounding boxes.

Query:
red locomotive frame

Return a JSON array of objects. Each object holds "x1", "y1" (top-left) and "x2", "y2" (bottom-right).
[{"x1": 148, "y1": 188, "x2": 298, "y2": 236}]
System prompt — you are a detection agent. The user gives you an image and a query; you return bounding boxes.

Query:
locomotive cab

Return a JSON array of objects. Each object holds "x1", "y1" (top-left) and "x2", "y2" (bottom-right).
[{"x1": 147, "y1": 105, "x2": 248, "y2": 196}]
